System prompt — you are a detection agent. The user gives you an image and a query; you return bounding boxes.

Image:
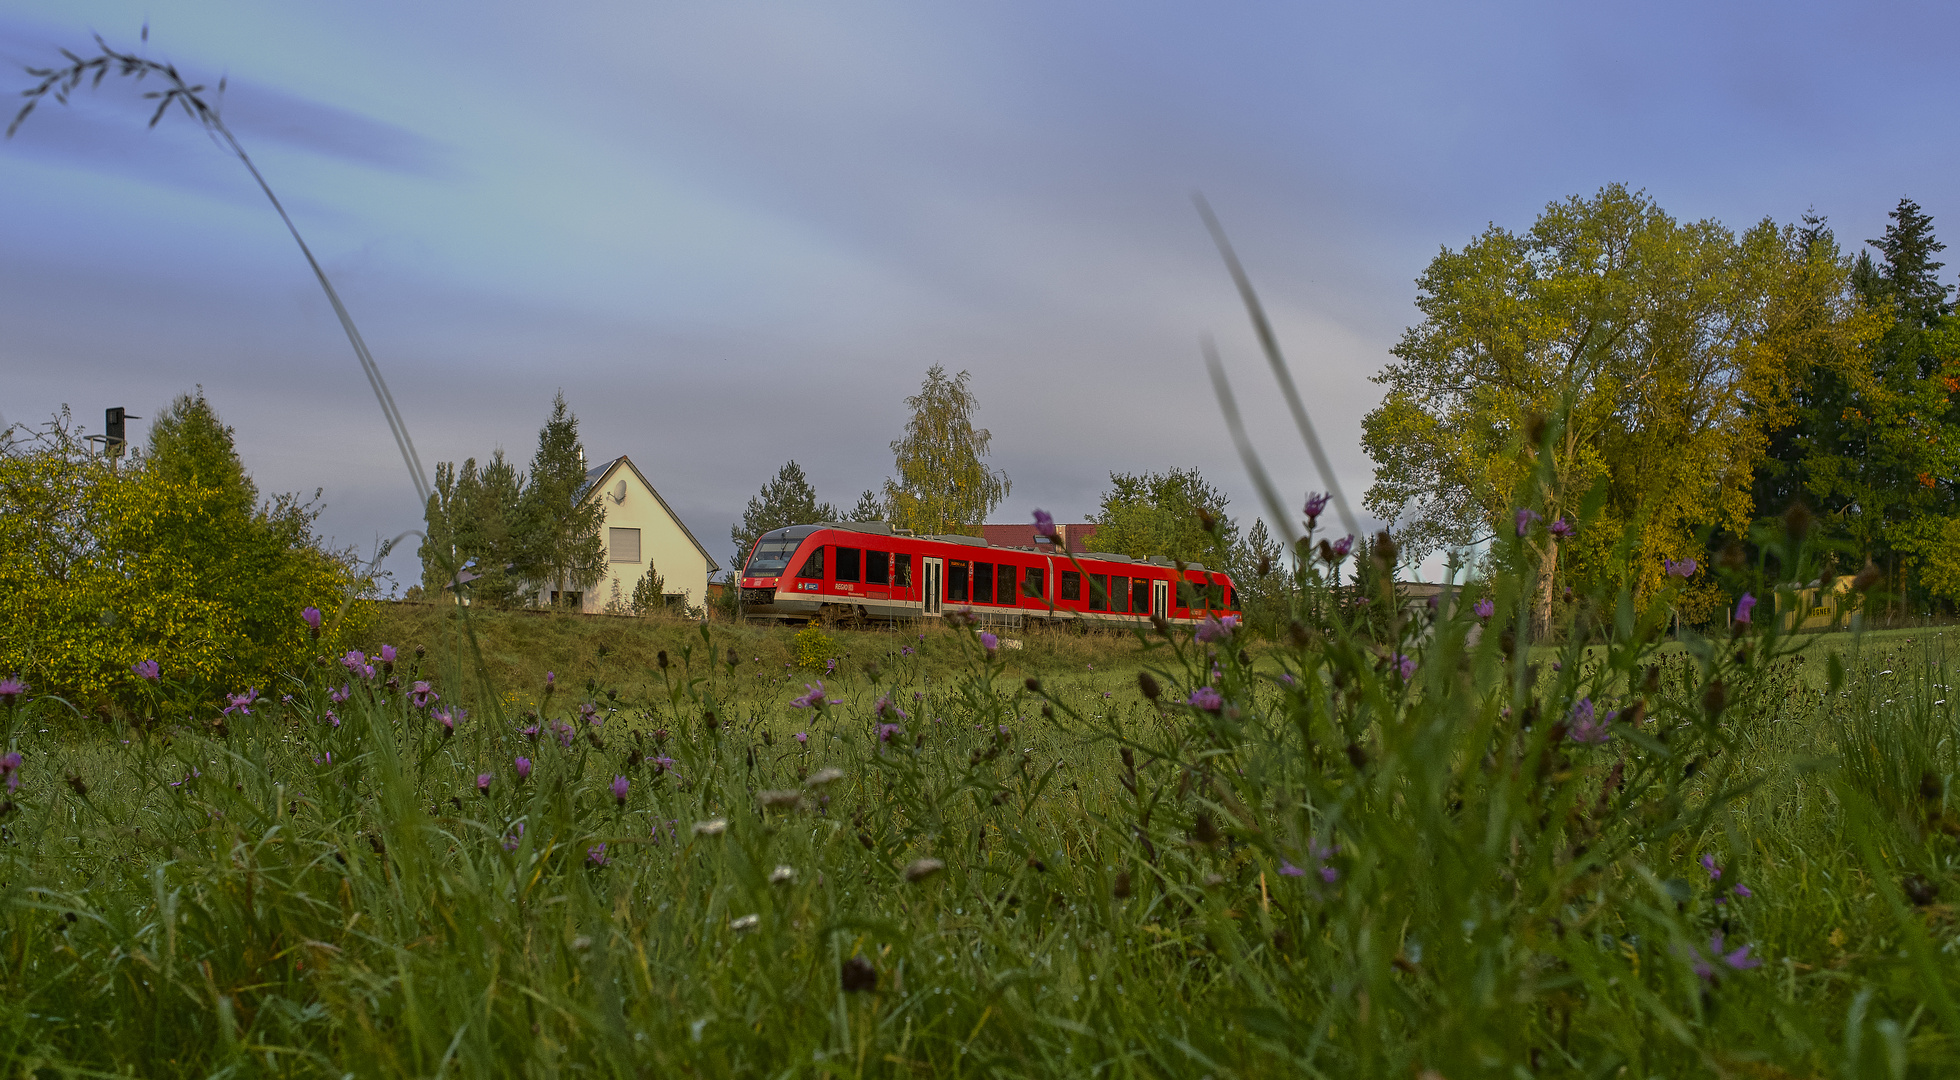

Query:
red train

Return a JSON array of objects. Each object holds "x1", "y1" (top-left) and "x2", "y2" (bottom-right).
[{"x1": 737, "y1": 522, "x2": 1239, "y2": 627}]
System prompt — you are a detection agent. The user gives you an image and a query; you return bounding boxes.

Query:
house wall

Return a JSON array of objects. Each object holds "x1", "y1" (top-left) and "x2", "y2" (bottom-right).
[{"x1": 586, "y1": 465, "x2": 714, "y2": 613}]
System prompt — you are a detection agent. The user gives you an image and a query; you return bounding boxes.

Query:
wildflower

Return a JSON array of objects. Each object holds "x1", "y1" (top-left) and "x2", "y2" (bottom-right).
[
  {"x1": 329, "y1": 683, "x2": 350, "y2": 704},
  {"x1": 650, "y1": 755, "x2": 677, "y2": 774},
  {"x1": 435, "y1": 708, "x2": 457, "y2": 737},
  {"x1": 323, "y1": 710, "x2": 338, "y2": 727},
  {"x1": 825, "y1": 657, "x2": 837, "y2": 674},
  {"x1": 580, "y1": 701, "x2": 602, "y2": 726},
  {"x1": 904, "y1": 857, "x2": 945, "y2": 883},
  {"x1": 1321, "y1": 866, "x2": 1339, "y2": 883},
  {"x1": 1701, "y1": 854, "x2": 1722, "y2": 880},
  {"x1": 729, "y1": 913, "x2": 760, "y2": 932},
  {"x1": 476, "y1": 773, "x2": 492, "y2": 794},
  {"x1": 503, "y1": 823, "x2": 525, "y2": 851},
  {"x1": 794, "y1": 731, "x2": 808, "y2": 744},
  {"x1": 1569, "y1": 698, "x2": 1610, "y2": 744},
  {"x1": 1689, "y1": 933, "x2": 1762, "y2": 980},
  {"x1": 132, "y1": 659, "x2": 160, "y2": 681},
  {"x1": 790, "y1": 682, "x2": 828, "y2": 709},
  {"x1": 545, "y1": 671, "x2": 555, "y2": 688},
  {"x1": 1278, "y1": 862, "x2": 1307, "y2": 878},
  {"x1": 0, "y1": 676, "x2": 27, "y2": 705},
  {"x1": 875, "y1": 694, "x2": 907, "y2": 720},
  {"x1": 1395, "y1": 654, "x2": 1417, "y2": 680},
  {"x1": 1302, "y1": 491, "x2": 1330, "y2": 525},
  {"x1": 1665, "y1": 557, "x2": 1698, "y2": 579},
  {"x1": 341, "y1": 650, "x2": 367, "y2": 675},
  {"x1": 1735, "y1": 592, "x2": 1757, "y2": 624},
  {"x1": 759, "y1": 789, "x2": 801, "y2": 809},
  {"x1": 1188, "y1": 687, "x2": 1224, "y2": 712},
  {"x1": 1474, "y1": 598, "x2": 1495, "y2": 623},
  {"x1": 979, "y1": 631, "x2": 999, "y2": 654},
  {"x1": 1195, "y1": 615, "x2": 1238, "y2": 643},
  {"x1": 0, "y1": 752, "x2": 21, "y2": 793},
  {"x1": 693, "y1": 818, "x2": 728, "y2": 836},
  {"x1": 806, "y1": 767, "x2": 845, "y2": 788},
  {"x1": 612, "y1": 775, "x2": 630, "y2": 804},
  {"x1": 379, "y1": 644, "x2": 397, "y2": 664},
  {"x1": 223, "y1": 689, "x2": 258, "y2": 718},
  {"x1": 1548, "y1": 517, "x2": 1575, "y2": 538},
  {"x1": 554, "y1": 721, "x2": 574, "y2": 748},
  {"x1": 770, "y1": 865, "x2": 797, "y2": 885},
  {"x1": 586, "y1": 844, "x2": 608, "y2": 867},
  {"x1": 410, "y1": 681, "x2": 438, "y2": 708},
  {"x1": 1733, "y1": 883, "x2": 1753, "y2": 899},
  {"x1": 302, "y1": 606, "x2": 322, "y2": 631},
  {"x1": 514, "y1": 756, "x2": 532, "y2": 782},
  {"x1": 1330, "y1": 535, "x2": 1353, "y2": 558},
  {"x1": 877, "y1": 723, "x2": 904, "y2": 743},
  {"x1": 521, "y1": 724, "x2": 540, "y2": 741},
  {"x1": 1514, "y1": 508, "x2": 1541, "y2": 536},
  {"x1": 1033, "y1": 508, "x2": 1057, "y2": 539}
]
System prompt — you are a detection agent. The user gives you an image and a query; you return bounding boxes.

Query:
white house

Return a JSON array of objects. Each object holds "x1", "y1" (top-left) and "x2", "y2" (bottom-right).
[{"x1": 559, "y1": 455, "x2": 719, "y2": 614}]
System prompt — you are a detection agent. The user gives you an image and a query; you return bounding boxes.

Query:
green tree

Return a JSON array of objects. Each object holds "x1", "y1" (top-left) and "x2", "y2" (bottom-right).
[
  {"x1": 1085, "y1": 468, "x2": 1237, "y2": 565},
  {"x1": 1362, "y1": 185, "x2": 1869, "y2": 628},
  {"x1": 730, "y1": 460, "x2": 838, "y2": 575},
  {"x1": 847, "y1": 490, "x2": 884, "y2": 522},
  {"x1": 419, "y1": 450, "x2": 527, "y2": 606},
  {"x1": 630, "y1": 563, "x2": 668, "y2": 614},
  {"x1": 515, "y1": 392, "x2": 606, "y2": 607},
  {"x1": 882, "y1": 365, "x2": 1009, "y2": 536}
]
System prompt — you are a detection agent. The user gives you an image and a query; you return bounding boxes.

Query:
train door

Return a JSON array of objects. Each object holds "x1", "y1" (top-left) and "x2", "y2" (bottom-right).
[
  {"x1": 1152, "y1": 579, "x2": 1168, "y2": 620},
  {"x1": 922, "y1": 558, "x2": 943, "y2": 616}
]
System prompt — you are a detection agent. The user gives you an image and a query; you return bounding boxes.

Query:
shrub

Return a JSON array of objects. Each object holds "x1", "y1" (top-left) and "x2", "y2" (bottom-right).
[{"x1": 791, "y1": 624, "x2": 834, "y2": 668}]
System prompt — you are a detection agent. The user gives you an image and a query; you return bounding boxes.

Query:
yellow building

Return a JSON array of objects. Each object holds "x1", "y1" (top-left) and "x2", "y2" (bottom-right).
[{"x1": 572, "y1": 455, "x2": 719, "y2": 614}]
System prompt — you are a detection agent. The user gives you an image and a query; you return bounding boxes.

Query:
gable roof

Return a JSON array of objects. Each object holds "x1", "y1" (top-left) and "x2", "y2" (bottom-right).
[{"x1": 581, "y1": 455, "x2": 720, "y2": 572}]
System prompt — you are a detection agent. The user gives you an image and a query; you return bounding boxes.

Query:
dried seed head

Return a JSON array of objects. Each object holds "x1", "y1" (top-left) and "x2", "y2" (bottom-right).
[
  {"x1": 727, "y1": 648, "x2": 741, "y2": 666},
  {"x1": 1112, "y1": 869, "x2": 1132, "y2": 899},
  {"x1": 729, "y1": 914, "x2": 760, "y2": 932},
  {"x1": 1782, "y1": 502, "x2": 1815, "y2": 541},
  {"x1": 805, "y1": 767, "x2": 845, "y2": 789},
  {"x1": 770, "y1": 865, "x2": 796, "y2": 885},
  {"x1": 692, "y1": 818, "x2": 728, "y2": 836},
  {"x1": 1151, "y1": 614, "x2": 1172, "y2": 637},
  {"x1": 1137, "y1": 672, "x2": 1161, "y2": 700},
  {"x1": 1372, "y1": 530, "x2": 1398, "y2": 569},
  {"x1": 840, "y1": 955, "x2": 878, "y2": 993},
  {"x1": 1024, "y1": 677, "x2": 1043, "y2": 693},
  {"x1": 1192, "y1": 811, "x2": 1220, "y2": 846},
  {"x1": 1702, "y1": 679, "x2": 1727, "y2": 717},
  {"x1": 657, "y1": 650, "x2": 670, "y2": 669},
  {"x1": 758, "y1": 790, "x2": 802, "y2": 810},
  {"x1": 1287, "y1": 621, "x2": 1311, "y2": 650},
  {"x1": 903, "y1": 858, "x2": 945, "y2": 883}
]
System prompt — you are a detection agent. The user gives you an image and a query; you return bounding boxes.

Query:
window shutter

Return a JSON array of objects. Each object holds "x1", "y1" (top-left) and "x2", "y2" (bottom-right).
[{"x1": 609, "y1": 528, "x2": 641, "y2": 563}]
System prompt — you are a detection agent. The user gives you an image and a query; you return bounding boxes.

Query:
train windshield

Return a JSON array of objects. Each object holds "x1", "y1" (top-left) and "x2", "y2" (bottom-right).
[{"x1": 745, "y1": 538, "x2": 799, "y2": 577}]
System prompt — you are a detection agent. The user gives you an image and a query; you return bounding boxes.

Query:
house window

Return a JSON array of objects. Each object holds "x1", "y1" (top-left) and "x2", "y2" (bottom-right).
[
  {"x1": 974, "y1": 561, "x2": 994, "y2": 604},
  {"x1": 1023, "y1": 566, "x2": 1044, "y2": 599},
  {"x1": 866, "y1": 550, "x2": 890, "y2": 585},
  {"x1": 1059, "y1": 570, "x2": 1080, "y2": 601},
  {"x1": 609, "y1": 528, "x2": 641, "y2": 563},
  {"x1": 997, "y1": 564, "x2": 1017, "y2": 603},
  {"x1": 836, "y1": 547, "x2": 862, "y2": 583}
]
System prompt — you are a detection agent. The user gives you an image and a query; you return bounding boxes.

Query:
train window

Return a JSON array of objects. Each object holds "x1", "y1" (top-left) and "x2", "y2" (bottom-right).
[
  {"x1": 1089, "y1": 573, "x2": 1109, "y2": 611},
  {"x1": 1110, "y1": 575, "x2": 1130, "y2": 613},
  {"x1": 973, "y1": 561, "x2": 994, "y2": 604},
  {"x1": 895, "y1": 554, "x2": 913, "y2": 588},
  {"x1": 745, "y1": 538, "x2": 798, "y2": 578},
  {"x1": 1227, "y1": 585, "x2": 1238, "y2": 610},
  {"x1": 1059, "y1": 570, "x2": 1080, "y2": 601},
  {"x1": 948, "y1": 561, "x2": 969, "y2": 603},
  {"x1": 998, "y1": 564, "x2": 1017, "y2": 603},
  {"x1": 796, "y1": 547, "x2": 825, "y2": 579},
  {"x1": 836, "y1": 547, "x2": 862, "y2": 583},
  {"x1": 1023, "y1": 566, "x2": 1045, "y2": 599},
  {"x1": 1132, "y1": 578, "x2": 1151, "y2": 614},
  {"x1": 866, "y1": 550, "x2": 890, "y2": 585}
]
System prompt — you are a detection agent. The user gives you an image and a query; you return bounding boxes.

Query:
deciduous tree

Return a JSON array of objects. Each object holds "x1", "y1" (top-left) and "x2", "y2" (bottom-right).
[{"x1": 1085, "y1": 468, "x2": 1237, "y2": 565}]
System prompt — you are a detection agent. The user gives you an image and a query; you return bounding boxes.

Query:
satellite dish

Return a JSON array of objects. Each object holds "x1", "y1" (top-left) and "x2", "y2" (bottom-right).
[{"x1": 610, "y1": 480, "x2": 627, "y2": 504}]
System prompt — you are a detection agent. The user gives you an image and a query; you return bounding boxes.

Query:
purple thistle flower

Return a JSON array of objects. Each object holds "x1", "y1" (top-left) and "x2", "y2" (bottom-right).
[
  {"x1": 1733, "y1": 883, "x2": 1752, "y2": 899},
  {"x1": 1569, "y1": 698, "x2": 1610, "y2": 744},
  {"x1": 612, "y1": 775, "x2": 630, "y2": 804},
  {"x1": 580, "y1": 701, "x2": 602, "y2": 726},
  {"x1": 555, "y1": 721, "x2": 575, "y2": 748},
  {"x1": 1396, "y1": 654, "x2": 1417, "y2": 680},
  {"x1": 0, "y1": 751, "x2": 22, "y2": 793},
  {"x1": 1279, "y1": 861, "x2": 1307, "y2": 877},
  {"x1": 514, "y1": 756, "x2": 532, "y2": 782},
  {"x1": 1548, "y1": 516, "x2": 1575, "y2": 538},
  {"x1": 1033, "y1": 508, "x2": 1057, "y2": 539},
  {"x1": 790, "y1": 682, "x2": 827, "y2": 709},
  {"x1": 323, "y1": 710, "x2": 339, "y2": 727},
  {"x1": 329, "y1": 683, "x2": 350, "y2": 704},
  {"x1": 794, "y1": 731, "x2": 808, "y2": 744},
  {"x1": 545, "y1": 671, "x2": 555, "y2": 687},
  {"x1": 877, "y1": 723, "x2": 904, "y2": 742},
  {"x1": 223, "y1": 688, "x2": 258, "y2": 718},
  {"x1": 1735, "y1": 592, "x2": 1757, "y2": 624},
  {"x1": 341, "y1": 650, "x2": 366, "y2": 674},
  {"x1": 379, "y1": 644, "x2": 397, "y2": 664},
  {"x1": 476, "y1": 773, "x2": 492, "y2": 794},
  {"x1": 1330, "y1": 535, "x2": 1353, "y2": 558},
  {"x1": 302, "y1": 606, "x2": 322, "y2": 630},
  {"x1": 825, "y1": 657, "x2": 837, "y2": 674},
  {"x1": 586, "y1": 843, "x2": 608, "y2": 867},
  {"x1": 979, "y1": 631, "x2": 999, "y2": 654},
  {"x1": 1473, "y1": 597, "x2": 1495, "y2": 623},
  {"x1": 521, "y1": 724, "x2": 540, "y2": 742},
  {"x1": 875, "y1": 694, "x2": 908, "y2": 720},
  {"x1": 410, "y1": 681, "x2": 438, "y2": 709},
  {"x1": 1701, "y1": 854, "x2": 1722, "y2": 880},
  {"x1": 0, "y1": 676, "x2": 25, "y2": 704},
  {"x1": 1188, "y1": 686, "x2": 1224, "y2": 712},
  {"x1": 1302, "y1": 491, "x2": 1330, "y2": 524},
  {"x1": 1665, "y1": 557, "x2": 1698, "y2": 579},
  {"x1": 1196, "y1": 615, "x2": 1237, "y2": 643},
  {"x1": 651, "y1": 755, "x2": 676, "y2": 774},
  {"x1": 127, "y1": 659, "x2": 160, "y2": 682},
  {"x1": 1515, "y1": 508, "x2": 1542, "y2": 536},
  {"x1": 435, "y1": 708, "x2": 456, "y2": 736},
  {"x1": 1320, "y1": 866, "x2": 1339, "y2": 884},
  {"x1": 503, "y1": 823, "x2": 525, "y2": 851}
]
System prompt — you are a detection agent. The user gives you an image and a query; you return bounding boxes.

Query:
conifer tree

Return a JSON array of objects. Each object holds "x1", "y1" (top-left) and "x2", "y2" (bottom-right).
[
  {"x1": 515, "y1": 392, "x2": 606, "y2": 606},
  {"x1": 730, "y1": 460, "x2": 837, "y2": 574},
  {"x1": 847, "y1": 490, "x2": 885, "y2": 522}
]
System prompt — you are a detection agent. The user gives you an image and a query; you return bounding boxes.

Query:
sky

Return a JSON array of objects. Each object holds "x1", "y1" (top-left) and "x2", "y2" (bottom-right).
[{"x1": 6, "y1": 1, "x2": 1960, "y2": 591}]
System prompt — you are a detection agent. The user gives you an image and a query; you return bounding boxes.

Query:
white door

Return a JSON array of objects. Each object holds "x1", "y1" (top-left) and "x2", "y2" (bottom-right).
[
  {"x1": 1153, "y1": 579, "x2": 1168, "y2": 620},
  {"x1": 922, "y1": 558, "x2": 943, "y2": 616}
]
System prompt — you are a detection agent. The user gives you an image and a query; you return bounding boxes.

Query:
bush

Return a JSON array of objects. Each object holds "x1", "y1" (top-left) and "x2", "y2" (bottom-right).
[{"x1": 791, "y1": 624, "x2": 834, "y2": 668}]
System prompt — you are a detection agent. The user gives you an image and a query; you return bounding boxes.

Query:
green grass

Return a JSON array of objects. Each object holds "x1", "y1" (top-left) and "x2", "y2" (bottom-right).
[{"x1": 1, "y1": 581, "x2": 1956, "y2": 1077}]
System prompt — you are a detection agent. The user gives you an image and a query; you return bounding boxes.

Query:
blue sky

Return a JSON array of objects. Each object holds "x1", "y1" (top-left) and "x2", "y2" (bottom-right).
[{"x1": 5, "y1": 1, "x2": 1959, "y2": 588}]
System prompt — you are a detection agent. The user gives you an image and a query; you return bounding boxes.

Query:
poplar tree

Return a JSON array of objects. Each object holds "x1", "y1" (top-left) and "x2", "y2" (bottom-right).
[{"x1": 882, "y1": 365, "x2": 1009, "y2": 536}]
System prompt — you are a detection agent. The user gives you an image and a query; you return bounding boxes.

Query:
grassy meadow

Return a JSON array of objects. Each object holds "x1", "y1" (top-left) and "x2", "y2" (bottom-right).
[{"x1": 1, "y1": 575, "x2": 1957, "y2": 1078}]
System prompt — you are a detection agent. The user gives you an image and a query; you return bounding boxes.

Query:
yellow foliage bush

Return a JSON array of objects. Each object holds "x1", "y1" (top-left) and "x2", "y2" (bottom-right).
[{"x1": 791, "y1": 625, "x2": 835, "y2": 669}]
